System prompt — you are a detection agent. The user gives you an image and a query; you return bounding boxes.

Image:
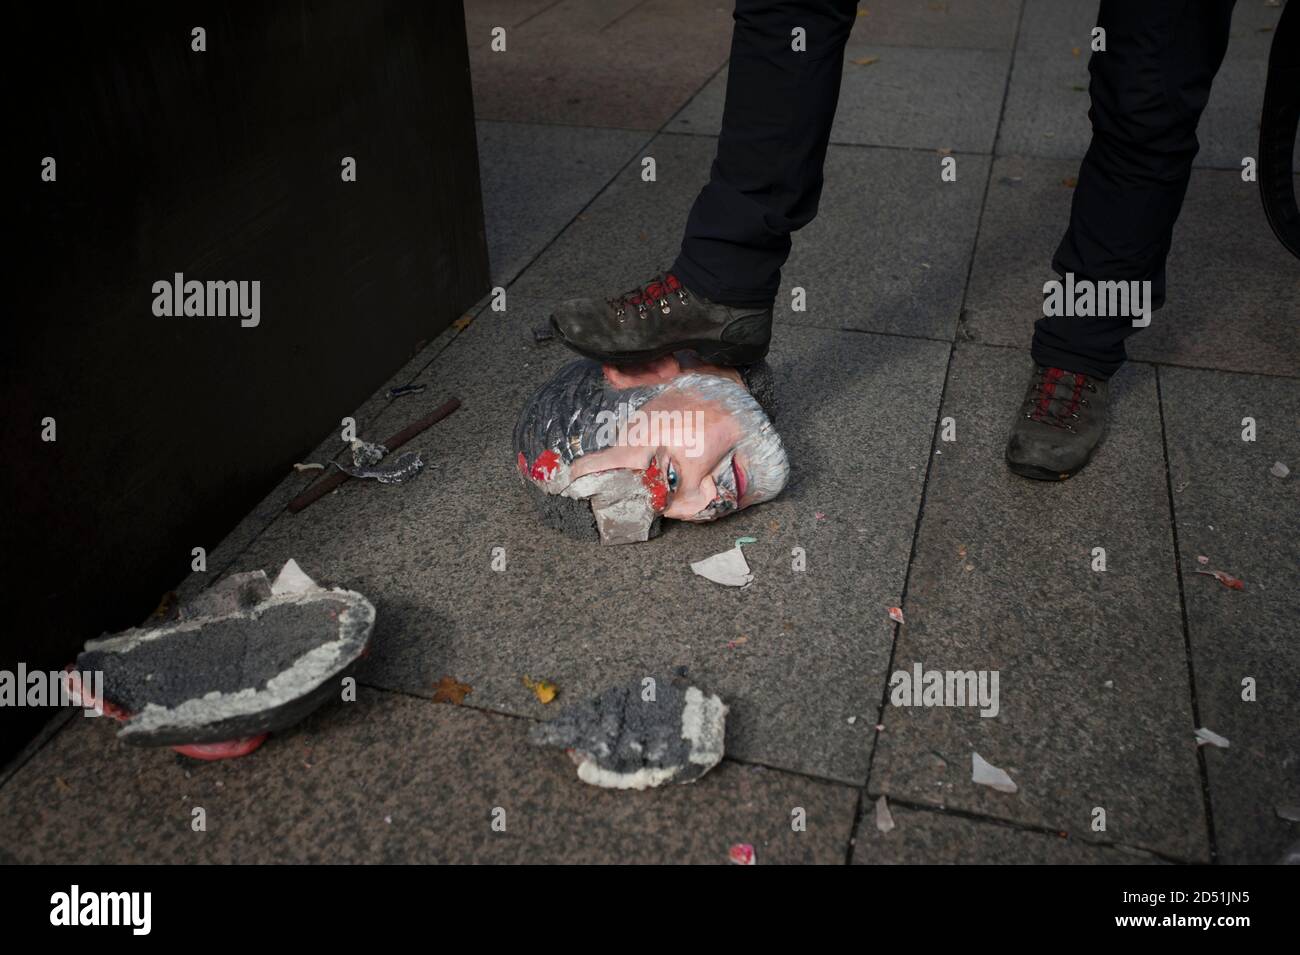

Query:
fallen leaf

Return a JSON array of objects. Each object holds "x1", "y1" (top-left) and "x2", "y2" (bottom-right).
[
  {"x1": 888, "y1": 606, "x2": 905, "y2": 625},
  {"x1": 852, "y1": 55, "x2": 879, "y2": 66},
  {"x1": 522, "y1": 676, "x2": 558, "y2": 705},
  {"x1": 937, "y1": 147, "x2": 953, "y2": 156},
  {"x1": 1195, "y1": 569, "x2": 1245, "y2": 590},
  {"x1": 452, "y1": 314, "x2": 474, "y2": 332},
  {"x1": 1062, "y1": 176, "x2": 1078, "y2": 187},
  {"x1": 433, "y1": 676, "x2": 472, "y2": 704},
  {"x1": 1071, "y1": 46, "x2": 1081, "y2": 57},
  {"x1": 728, "y1": 843, "x2": 756, "y2": 865},
  {"x1": 726, "y1": 636, "x2": 749, "y2": 649}
]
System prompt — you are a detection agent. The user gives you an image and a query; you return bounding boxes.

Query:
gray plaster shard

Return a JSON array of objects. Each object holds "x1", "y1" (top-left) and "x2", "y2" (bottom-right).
[
  {"x1": 1276, "y1": 805, "x2": 1300, "y2": 823},
  {"x1": 332, "y1": 449, "x2": 424, "y2": 484},
  {"x1": 529, "y1": 676, "x2": 727, "y2": 790},
  {"x1": 349, "y1": 439, "x2": 389, "y2": 468},
  {"x1": 1194, "y1": 727, "x2": 1230, "y2": 749},
  {"x1": 77, "y1": 560, "x2": 375, "y2": 746},
  {"x1": 1270, "y1": 461, "x2": 1290, "y2": 478},
  {"x1": 690, "y1": 546, "x2": 754, "y2": 587},
  {"x1": 971, "y1": 752, "x2": 1018, "y2": 794},
  {"x1": 874, "y1": 795, "x2": 896, "y2": 833}
]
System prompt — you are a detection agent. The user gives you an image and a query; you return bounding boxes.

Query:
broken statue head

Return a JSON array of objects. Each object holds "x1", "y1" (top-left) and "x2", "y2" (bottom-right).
[{"x1": 514, "y1": 355, "x2": 789, "y2": 544}]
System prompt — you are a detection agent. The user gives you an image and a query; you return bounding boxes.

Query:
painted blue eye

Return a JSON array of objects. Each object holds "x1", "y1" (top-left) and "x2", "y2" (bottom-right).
[{"x1": 666, "y1": 460, "x2": 679, "y2": 491}]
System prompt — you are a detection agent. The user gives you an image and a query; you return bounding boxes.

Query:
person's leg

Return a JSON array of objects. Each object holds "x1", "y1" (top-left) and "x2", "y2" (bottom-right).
[
  {"x1": 550, "y1": 0, "x2": 858, "y2": 365},
  {"x1": 1007, "y1": 0, "x2": 1236, "y2": 481},
  {"x1": 672, "y1": 0, "x2": 860, "y2": 307},
  {"x1": 1033, "y1": 0, "x2": 1237, "y2": 379}
]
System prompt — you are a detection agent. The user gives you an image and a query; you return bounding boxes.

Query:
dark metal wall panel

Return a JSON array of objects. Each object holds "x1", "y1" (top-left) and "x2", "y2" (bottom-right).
[{"x1": 2, "y1": 1, "x2": 488, "y2": 763}]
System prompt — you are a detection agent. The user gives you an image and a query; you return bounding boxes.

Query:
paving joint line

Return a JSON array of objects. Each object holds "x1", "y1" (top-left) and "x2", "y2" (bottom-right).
[{"x1": 1154, "y1": 364, "x2": 1220, "y2": 863}]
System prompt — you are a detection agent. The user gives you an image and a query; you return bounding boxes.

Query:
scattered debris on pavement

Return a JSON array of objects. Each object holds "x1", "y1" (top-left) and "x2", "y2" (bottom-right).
[
  {"x1": 288, "y1": 398, "x2": 461, "y2": 513},
  {"x1": 1270, "y1": 461, "x2": 1290, "y2": 478},
  {"x1": 530, "y1": 675, "x2": 727, "y2": 790}
]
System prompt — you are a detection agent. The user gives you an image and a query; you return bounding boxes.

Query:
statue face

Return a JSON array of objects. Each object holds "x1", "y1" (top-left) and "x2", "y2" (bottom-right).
[{"x1": 514, "y1": 355, "x2": 789, "y2": 544}]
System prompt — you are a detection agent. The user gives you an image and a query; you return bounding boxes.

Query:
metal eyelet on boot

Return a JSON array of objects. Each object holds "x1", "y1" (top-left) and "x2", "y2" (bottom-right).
[{"x1": 658, "y1": 297, "x2": 671, "y2": 315}]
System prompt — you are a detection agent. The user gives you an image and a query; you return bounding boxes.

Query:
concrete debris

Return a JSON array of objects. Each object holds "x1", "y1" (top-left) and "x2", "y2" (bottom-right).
[
  {"x1": 1270, "y1": 461, "x2": 1290, "y2": 478},
  {"x1": 77, "y1": 560, "x2": 374, "y2": 747},
  {"x1": 529, "y1": 676, "x2": 727, "y2": 790}
]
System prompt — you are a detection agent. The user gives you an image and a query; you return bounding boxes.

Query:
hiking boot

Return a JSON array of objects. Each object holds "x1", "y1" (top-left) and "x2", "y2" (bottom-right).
[
  {"x1": 550, "y1": 271, "x2": 772, "y2": 366},
  {"x1": 1005, "y1": 365, "x2": 1109, "y2": 481}
]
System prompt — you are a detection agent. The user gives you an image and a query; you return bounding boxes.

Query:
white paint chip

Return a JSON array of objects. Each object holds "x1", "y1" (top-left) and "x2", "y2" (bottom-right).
[
  {"x1": 1194, "y1": 727, "x2": 1230, "y2": 749},
  {"x1": 271, "y1": 558, "x2": 317, "y2": 596},
  {"x1": 875, "y1": 795, "x2": 896, "y2": 833},
  {"x1": 971, "y1": 752, "x2": 1018, "y2": 794},
  {"x1": 690, "y1": 546, "x2": 753, "y2": 587}
]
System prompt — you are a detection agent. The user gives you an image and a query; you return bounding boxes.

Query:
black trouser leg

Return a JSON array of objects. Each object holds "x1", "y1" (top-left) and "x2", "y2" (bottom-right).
[
  {"x1": 672, "y1": 0, "x2": 859, "y2": 308},
  {"x1": 1033, "y1": 0, "x2": 1236, "y2": 380}
]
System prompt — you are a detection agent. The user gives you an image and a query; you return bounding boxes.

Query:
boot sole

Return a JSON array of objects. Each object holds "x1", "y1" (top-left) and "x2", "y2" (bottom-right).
[
  {"x1": 1005, "y1": 430, "x2": 1106, "y2": 482},
  {"x1": 1005, "y1": 457, "x2": 1078, "y2": 482},
  {"x1": 549, "y1": 315, "x2": 769, "y2": 367}
]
